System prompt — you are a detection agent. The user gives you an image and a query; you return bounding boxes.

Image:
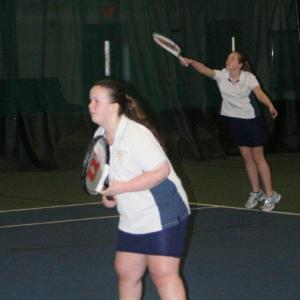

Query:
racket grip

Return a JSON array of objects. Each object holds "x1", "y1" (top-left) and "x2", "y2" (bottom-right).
[
  {"x1": 103, "y1": 177, "x2": 114, "y2": 201},
  {"x1": 95, "y1": 164, "x2": 110, "y2": 193}
]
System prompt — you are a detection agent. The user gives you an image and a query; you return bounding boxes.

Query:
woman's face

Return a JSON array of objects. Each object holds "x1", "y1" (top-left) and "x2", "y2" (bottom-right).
[
  {"x1": 225, "y1": 52, "x2": 242, "y2": 71},
  {"x1": 89, "y1": 85, "x2": 115, "y2": 126}
]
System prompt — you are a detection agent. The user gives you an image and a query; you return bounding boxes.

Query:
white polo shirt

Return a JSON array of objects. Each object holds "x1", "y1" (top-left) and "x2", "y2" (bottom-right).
[
  {"x1": 214, "y1": 69, "x2": 260, "y2": 119},
  {"x1": 94, "y1": 115, "x2": 190, "y2": 234}
]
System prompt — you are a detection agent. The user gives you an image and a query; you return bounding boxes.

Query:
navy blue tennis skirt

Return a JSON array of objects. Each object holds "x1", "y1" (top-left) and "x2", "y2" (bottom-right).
[
  {"x1": 116, "y1": 217, "x2": 189, "y2": 257},
  {"x1": 220, "y1": 116, "x2": 268, "y2": 147}
]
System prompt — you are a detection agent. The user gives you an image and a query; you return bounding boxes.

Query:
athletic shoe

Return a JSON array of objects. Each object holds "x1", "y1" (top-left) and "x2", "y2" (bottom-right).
[
  {"x1": 245, "y1": 190, "x2": 264, "y2": 209},
  {"x1": 261, "y1": 191, "x2": 282, "y2": 212}
]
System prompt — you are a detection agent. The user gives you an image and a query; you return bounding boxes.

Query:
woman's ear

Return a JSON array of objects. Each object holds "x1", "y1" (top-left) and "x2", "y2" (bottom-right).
[{"x1": 111, "y1": 102, "x2": 120, "y2": 114}]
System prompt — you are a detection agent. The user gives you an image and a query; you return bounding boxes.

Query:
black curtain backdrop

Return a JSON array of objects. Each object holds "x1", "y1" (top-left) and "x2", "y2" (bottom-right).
[
  {"x1": 0, "y1": 0, "x2": 300, "y2": 171},
  {"x1": 119, "y1": 0, "x2": 300, "y2": 156}
]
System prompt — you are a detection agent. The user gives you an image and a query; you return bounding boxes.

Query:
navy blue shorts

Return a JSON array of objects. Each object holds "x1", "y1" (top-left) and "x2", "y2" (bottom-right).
[
  {"x1": 220, "y1": 116, "x2": 268, "y2": 147},
  {"x1": 116, "y1": 217, "x2": 189, "y2": 257}
]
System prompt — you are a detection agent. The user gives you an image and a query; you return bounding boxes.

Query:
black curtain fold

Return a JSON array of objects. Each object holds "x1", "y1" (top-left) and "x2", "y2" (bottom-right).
[
  {"x1": 0, "y1": 0, "x2": 300, "y2": 171},
  {"x1": 119, "y1": 0, "x2": 300, "y2": 159}
]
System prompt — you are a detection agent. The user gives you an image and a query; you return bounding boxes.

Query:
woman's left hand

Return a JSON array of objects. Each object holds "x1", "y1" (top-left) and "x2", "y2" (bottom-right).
[
  {"x1": 100, "y1": 180, "x2": 124, "y2": 196},
  {"x1": 269, "y1": 105, "x2": 278, "y2": 119},
  {"x1": 253, "y1": 86, "x2": 278, "y2": 119}
]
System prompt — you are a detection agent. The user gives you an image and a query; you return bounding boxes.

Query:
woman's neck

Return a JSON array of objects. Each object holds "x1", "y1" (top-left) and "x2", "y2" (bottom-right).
[
  {"x1": 229, "y1": 69, "x2": 241, "y2": 82},
  {"x1": 105, "y1": 115, "x2": 121, "y2": 145}
]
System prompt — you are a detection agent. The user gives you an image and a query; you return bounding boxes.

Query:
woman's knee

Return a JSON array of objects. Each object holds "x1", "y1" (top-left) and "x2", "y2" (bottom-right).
[
  {"x1": 252, "y1": 152, "x2": 266, "y2": 166},
  {"x1": 115, "y1": 253, "x2": 146, "y2": 282},
  {"x1": 148, "y1": 258, "x2": 180, "y2": 287},
  {"x1": 115, "y1": 260, "x2": 130, "y2": 278},
  {"x1": 150, "y1": 269, "x2": 177, "y2": 288},
  {"x1": 241, "y1": 152, "x2": 255, "y2": 165},
  {"x1": 250, "y1": 147, "x2": 266, "y2": 164},
  {"x1": 239, "y1": 147, "x2": 253, "y2": 162}
]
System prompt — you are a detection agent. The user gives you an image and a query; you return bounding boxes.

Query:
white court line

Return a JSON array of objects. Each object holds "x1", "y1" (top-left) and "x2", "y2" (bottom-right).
[
  {"x1": 0, "y1": 201, "x2": 102, "y2": 214},
  {"x1": 0, "y1": 214, "x2": 119, "y2": 230},
  {"x1": 189, "y1": 202, "x2": 300, "y2": 217},
  {"x1": 0, "y1": 206, "x2": 212, "y2": 230},
  {"x1": 2, "y1": 201, "x2": 299, "y2": 217},
  {"x1": 1, "y1": 202, "x2": 299, "y2": 230},
  {"x1": 190, "y1": 206, "x2": 216, "y2": 211}
]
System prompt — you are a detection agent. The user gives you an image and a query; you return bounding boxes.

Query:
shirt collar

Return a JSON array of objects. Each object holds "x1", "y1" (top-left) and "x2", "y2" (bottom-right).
[
  {"x1": 94, "y1": 114, "x2": 128, "y2": 143},
  {"x1": 113, "y1": 114, "x2": 128, "y2": 144},
  {"x1": 239, "y1": 70, "x2": 245, "y2": 81},
  {"x1": 227, "y1": 69, "x2": 245, "y2": 83}
]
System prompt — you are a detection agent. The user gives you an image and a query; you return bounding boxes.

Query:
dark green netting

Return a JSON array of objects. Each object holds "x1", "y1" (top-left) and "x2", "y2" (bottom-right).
[{"x1": 1, "y1": 0, "x2": 300, "y2": 170}]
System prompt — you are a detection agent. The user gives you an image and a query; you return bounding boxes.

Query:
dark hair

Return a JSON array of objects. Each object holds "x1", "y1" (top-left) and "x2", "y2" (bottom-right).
[
  {"x1": 92, "y1": 80, "x2": 165, "y2": 148},
  {"x1": 233, "y1": 51, "x2": 251, "y2": 71}
]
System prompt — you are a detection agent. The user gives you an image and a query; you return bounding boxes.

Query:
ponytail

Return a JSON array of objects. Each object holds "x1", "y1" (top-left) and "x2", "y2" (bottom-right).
[
  {"x1": 234, "y1": 51, "x2": 251, "y2": 72},
  {"x1": 124, "y1": 95, "x2": 146, "y2": 122},
  {"x1": 124, "y1": 95, "x2": 165, "y2": 149},
  {"x1": 92, "y1": 80, "x2": 165, "y2": 149},
  {"x1": 242, "y1": 60, "x2": 251, "y2": 72}
]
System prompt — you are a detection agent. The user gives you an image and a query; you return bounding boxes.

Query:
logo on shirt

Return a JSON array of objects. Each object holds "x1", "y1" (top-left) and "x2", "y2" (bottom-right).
[{"x1": 115, "y1": 150, "x2": 126, "y2": 162}]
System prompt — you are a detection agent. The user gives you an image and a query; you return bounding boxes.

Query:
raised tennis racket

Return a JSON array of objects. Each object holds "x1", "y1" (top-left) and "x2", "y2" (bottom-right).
[
  {"x1": 152, "y1": 32, "x2": 182, "y2": 59},
  {"x1": 81, "y1": 135, "x2": 110, "y2": 195}
]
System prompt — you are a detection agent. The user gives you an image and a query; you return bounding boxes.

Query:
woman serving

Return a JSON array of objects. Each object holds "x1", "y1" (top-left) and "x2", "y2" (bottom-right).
[{"x1": 180, "y1": 51, "x2": 281, "y2": 211}]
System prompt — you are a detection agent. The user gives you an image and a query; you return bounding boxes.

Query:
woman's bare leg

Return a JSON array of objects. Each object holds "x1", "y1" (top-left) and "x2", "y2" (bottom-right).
[{"x1": 115, "y1": 251, "x2": 147, "y2": 300}]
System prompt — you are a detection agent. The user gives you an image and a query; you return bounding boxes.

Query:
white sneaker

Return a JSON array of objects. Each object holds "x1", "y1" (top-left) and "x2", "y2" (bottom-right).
[
  {"x1": 261, "y1": 191, "x2": 281, "y2": 212},
  {"x1": 245, "y1": 190, "x2": 264, "y2": 209}
]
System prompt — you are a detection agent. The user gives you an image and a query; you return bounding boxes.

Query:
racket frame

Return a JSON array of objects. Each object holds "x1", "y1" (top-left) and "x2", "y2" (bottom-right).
[
  {"x1": 152, "y1": 32, "x2": 182, "y2": 58},
  {"x1": 81, "y1": 135, "x2": 110, "y2": 195}
]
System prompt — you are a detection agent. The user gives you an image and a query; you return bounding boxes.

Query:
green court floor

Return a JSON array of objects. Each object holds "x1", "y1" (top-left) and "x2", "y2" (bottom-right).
[{"x1": 0, "y1": 153, "x2": 299, "y2": 214}]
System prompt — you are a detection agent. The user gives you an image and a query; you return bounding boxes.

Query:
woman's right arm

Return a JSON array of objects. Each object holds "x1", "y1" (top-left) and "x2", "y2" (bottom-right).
[{"x1": 180, "y1": 57, "x2": 215, "y2": 78}]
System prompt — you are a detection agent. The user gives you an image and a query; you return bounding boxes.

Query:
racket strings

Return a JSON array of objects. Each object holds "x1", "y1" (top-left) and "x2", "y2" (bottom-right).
[
  {"x1": 152, "y1": 33, "x2": 181, "y2": 57},
  {"x1": 82, "y1": 136, "x2": 110, "y2": 195}
]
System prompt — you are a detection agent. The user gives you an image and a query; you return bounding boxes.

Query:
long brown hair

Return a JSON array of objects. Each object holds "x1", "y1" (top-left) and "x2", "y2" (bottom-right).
[
  {"x1": 92, "y1": 80, "x2": 165, "y2": 148},
  {"x1": 233, "y1": 51, "x2": 251, "y2": 71}
]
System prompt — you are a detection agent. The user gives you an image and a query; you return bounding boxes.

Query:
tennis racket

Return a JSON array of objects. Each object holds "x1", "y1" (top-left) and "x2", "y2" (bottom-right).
[
  {"x1": 81, "y1": 135, "x2": 110, "y2": 196},
  {"x1": 152, "y1": 32, "x2": 182, "y2": 59}
]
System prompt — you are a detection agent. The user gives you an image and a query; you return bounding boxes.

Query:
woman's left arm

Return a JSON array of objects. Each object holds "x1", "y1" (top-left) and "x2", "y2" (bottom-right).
[
  {"x1": 253, "y1": 85, "x2": 278, "y2": 119},
  {"x1": 101, "y1": 161, "x2": 171, "y2": 196}
]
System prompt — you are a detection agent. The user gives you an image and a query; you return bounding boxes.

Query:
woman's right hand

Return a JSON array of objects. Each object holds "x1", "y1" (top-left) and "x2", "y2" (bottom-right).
[
  {"x1": 102, "y1": 195, "x2": 117, "y2": 208},
  {"x1": 179, "y1": 56, "x2": 192, "y2": 67},
  {"x1": 179, "y1": 57, "x2": 214, "y2": 78}
]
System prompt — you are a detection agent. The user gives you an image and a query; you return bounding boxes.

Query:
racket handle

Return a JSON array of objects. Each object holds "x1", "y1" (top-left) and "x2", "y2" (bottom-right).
[
  {"x1": 100, "y1": 165, "x2": 114, "y2": 200},
  {"x1": 103, "y1": 180, "x2": 114, "y2": 201},
  {"x1": 178, "y1": 56, "x2": 189, "y2": 67},
  {"x1": 95, "y1": 164, "x2": 110, "y2": 193}
]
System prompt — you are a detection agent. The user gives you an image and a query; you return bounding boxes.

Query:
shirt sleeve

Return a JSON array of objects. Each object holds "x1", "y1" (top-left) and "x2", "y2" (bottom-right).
[
  {"x1": 247, "y1": 73, "x2": 260, "y2": 89},
  {"x1": 128, "y1": 126, "x2": 167, "y2": 172},
  {"x1": 213, "y1": 68, "x2": 228, "y2": 83},
  {"x1": 213, "y1": 69, "x2": 222, "y2": 82}
]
